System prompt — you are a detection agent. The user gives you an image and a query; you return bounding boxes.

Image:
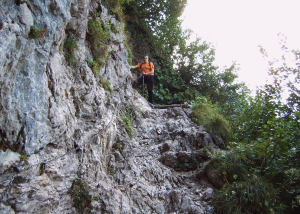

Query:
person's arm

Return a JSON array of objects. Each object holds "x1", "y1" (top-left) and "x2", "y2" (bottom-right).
[
  {"x1": 130, "y1": 65, "x2": 139, "y2": 69},
  {"x1": 144, "y1": 63, "x2": 154, "y2": 75},
  {"x1": 144, "y1": 68, "x2": 154, "y2": 75},
  {"x1": 150, "y1": 67, "x2": 154, "y2": 75}
]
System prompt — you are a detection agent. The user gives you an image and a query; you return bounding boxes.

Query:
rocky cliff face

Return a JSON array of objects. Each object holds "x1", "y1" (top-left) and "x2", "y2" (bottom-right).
[{"x1": 0, "y1": 1, "x2": 219, "y2": 213}]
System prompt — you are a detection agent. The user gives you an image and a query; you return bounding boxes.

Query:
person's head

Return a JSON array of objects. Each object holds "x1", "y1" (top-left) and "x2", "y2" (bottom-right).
[{"x1": 143, "y1": 55, "x2": 149, "y2": 63}]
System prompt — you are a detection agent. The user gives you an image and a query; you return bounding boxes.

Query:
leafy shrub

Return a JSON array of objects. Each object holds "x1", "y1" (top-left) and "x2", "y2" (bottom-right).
[
  {"x1": 205, "y1": 150, "x2": 284, "y2": 213},
  {"x1": 214, "y1": 175, "x2": 281, "y2": 214},
  {"x1": 28, "y1": 25, "x2": 46, "y2": 39},
  {"x1": 87, "y1": 19, "x2": 110, "y2": 68},
  {"x1": 191, "y1": 96, "x2": 232, "y2": 144},
  {"x1": 204, "y1": 151, "x2": 248, "y2": 188},
  {"x1": 70, "y1": 179, "x2": 92, "y2": 213},
  {"x1": 229, "y1": 142, "x2": 300, "y2": 213},
  {"x1": 63, "y1": 38, "x2": 78, "y2": 66}
]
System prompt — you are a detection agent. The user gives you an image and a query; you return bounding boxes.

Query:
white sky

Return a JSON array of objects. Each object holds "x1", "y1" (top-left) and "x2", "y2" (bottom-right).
[{"x1": 181, "y1": 0, "x2": 300, "y2": 92}]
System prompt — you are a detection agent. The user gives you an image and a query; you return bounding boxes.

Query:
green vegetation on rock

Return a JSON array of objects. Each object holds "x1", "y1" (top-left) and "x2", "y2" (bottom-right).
[
  {"x1": 28, "y1": 25, "x2": 46, "y2": 39},
  {"x1": 87, "y1": 19, "x2": 110, "y2": 68},
  {"x1": 70, "y1": 179, "x2": 93, "y2": 213},
  {"x1": 192, "y1": 96, "x2": 232, "y2": 145},
  {"x1": 121, "y1": 1, "x2": 300, "y2": 212},
  {"x1": 63, "y1": 38, "x2": 78, "y2": 66}
]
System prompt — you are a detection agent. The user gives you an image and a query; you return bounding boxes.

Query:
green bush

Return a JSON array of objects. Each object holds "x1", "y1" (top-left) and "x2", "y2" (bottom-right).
[
  {"x1": 205, "y1": 150, "x2": 284, "y2": 214},
  {"x1": 88, "y1": 20, "x2": 110, "y2": 41},
  {"x1": 87, "y1": 19, "x2": 110, "y2": 68},
  {"x1": 28, "y1": 25, "x2": 46, "y2": 39},
  {"x1": 191, "y1": 96, "x2": 232, "y2": 144},
  {"x1": 70, "y1": 179, "x2": 92, "y2": 213},
  {"x1": 214, "y1": 175, "x2": 281, "y2": 214},
  {"x1": 64, "y1": 38, "x2": 77, "y2": 51},
  {"x1": 63, "y1": 38, "x2": 78, "y2": 66},
  {"x1": 204, "y1": 151, "x2": 248, "y2": 188}
]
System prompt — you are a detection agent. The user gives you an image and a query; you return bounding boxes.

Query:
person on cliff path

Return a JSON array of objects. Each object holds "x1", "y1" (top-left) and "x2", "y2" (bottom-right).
[{"x1": 131, "y1": 55, "x2": 154, "y2": 104}]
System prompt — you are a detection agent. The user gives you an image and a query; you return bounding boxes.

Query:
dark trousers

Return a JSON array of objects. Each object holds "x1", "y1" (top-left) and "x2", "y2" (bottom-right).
[{"x1": 133, "y1": 76, "x2": 154, "y2": 104}]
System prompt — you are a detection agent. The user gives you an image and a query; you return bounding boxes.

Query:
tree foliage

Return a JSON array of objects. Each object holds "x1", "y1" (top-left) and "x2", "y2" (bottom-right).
[
  {"x1": 229, "y1": 38, "x2": 300, "y2": 213},
  {"x1": 122, "y1": 0, "x2": 246, "y2": 111},
  {"x1": 120, "y1": 2, "x2": 300, "y2": 212}
]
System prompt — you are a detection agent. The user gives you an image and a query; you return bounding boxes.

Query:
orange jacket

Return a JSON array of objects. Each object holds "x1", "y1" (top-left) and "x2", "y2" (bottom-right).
[{"x1": 138, "y1": 62, "x2": 154, "y2": 76}]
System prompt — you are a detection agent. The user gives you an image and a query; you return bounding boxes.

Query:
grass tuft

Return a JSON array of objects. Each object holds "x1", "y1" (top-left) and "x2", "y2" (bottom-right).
[
  {"x1": 86, "y1": 59, "x2": 100, "y2": 75},
  {"x1": 192, "y1": 96, "x2": 232, "y2": 144},
  {"x1": 118, "y1": 103, "x2": 139, "y2": 140},
  {"x1": 28, "y1": 25, "x2": 46, "y2": 39},
  {"x1": 120, "y1": 114, "x2": 134, "y2": 139},
  {"x1": 99, "y1": 76, "x2": 113, "y2": 95}
]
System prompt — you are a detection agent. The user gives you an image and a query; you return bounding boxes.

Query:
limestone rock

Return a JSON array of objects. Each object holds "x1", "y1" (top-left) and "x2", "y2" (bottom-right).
[
  {"x1": 0, "y1": 0, "x2": 220, "y2": 213},
  {"x1": 0, "y1": 203, "x2": 15, "y2": 214},
  {"x1": 0, "y1": 150, "x2": 20, "y2": 173}
]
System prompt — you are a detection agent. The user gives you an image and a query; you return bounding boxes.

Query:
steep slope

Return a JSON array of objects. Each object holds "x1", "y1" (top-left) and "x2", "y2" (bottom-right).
[{"x1": 0, "y1": 1, "x2": 218, "y2": 213}]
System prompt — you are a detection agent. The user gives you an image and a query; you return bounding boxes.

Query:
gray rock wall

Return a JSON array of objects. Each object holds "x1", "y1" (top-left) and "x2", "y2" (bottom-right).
[{"x1": 0, "y1": 1, "x2": 218, "y2": 213}]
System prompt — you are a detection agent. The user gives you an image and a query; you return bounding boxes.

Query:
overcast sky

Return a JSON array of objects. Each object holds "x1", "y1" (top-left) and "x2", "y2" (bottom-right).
[{"x1": 181, "y1": 0, "x2": 300, "y2": 91}]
